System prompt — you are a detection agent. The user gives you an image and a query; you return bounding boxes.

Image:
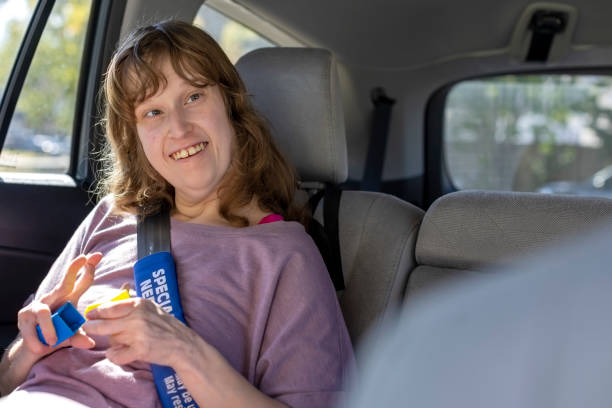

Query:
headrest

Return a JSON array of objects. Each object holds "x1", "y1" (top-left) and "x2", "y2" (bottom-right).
[
  {"x1": 236, "y1": 48, "x2": 348, "y2": 184},
  {"x1": 416, "y1": 190, "x2": 612, "y2": 270}
]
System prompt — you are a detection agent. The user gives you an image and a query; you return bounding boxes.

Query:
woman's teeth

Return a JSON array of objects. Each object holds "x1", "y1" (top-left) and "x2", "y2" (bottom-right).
[{"x1": 171, "y1": 142, "x2": 207, "y2": 160}]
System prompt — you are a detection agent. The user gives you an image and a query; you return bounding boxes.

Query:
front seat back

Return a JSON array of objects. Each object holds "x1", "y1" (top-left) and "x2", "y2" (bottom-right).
[
  {"x1": 407, "y1": 190, "x2": 612, "y2": 298},
  {"x1": 236, "y1": 48, "x2": 424, "y2": 345}
]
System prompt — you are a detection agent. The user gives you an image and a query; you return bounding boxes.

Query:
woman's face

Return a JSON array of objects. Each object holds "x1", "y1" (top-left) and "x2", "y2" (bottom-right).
[{"x1": 134, "y1": 58, "x2": 235, "y2": 206}]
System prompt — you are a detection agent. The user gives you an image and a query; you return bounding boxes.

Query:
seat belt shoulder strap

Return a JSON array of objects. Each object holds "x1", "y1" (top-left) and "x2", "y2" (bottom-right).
[{"x1": 135, "y1": 207, "x2": 200, "y2": 408}]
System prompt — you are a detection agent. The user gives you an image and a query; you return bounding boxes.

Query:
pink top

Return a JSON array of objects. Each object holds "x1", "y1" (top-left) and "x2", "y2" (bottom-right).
[
  {"x1": 12, "y1": 197, "x2": 354, "y2": 407},
  {"x1": 258, "y1": 214, "x2": 284, "y2": 224}
]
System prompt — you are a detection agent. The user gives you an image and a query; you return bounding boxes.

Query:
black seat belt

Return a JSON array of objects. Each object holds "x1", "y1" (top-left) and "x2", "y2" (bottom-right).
[
  {"x1": 361, "y1": 87, "x2": 395, "y2": 192},
  {"x1": 137, "y1": 205, "x2": 171, "y2": 258},
  {"x1": 135, "y1": 206, "x2": 201, "y2": 408},
  {"x1": 307, "y1": 184, "x2": 345, "y2": 291}
]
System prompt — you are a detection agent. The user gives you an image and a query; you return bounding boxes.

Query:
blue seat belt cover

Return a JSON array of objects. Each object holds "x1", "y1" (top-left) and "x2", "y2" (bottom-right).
[{"x1": 134, "y1": 251, "x2": 199, "y2": 408}]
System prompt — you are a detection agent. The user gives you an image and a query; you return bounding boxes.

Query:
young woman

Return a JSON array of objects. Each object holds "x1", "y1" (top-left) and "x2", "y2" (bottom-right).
[{"x1": 0, "y1": 20, "x2": 353, "y2": 407}]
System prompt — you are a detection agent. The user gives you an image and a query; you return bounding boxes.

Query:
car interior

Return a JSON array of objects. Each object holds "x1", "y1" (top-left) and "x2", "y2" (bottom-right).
[{"x1": 2, "y1": 0, "x2": 612, "y2": 389}]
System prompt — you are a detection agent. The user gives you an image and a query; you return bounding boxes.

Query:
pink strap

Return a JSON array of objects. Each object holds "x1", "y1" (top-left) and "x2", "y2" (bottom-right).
[{"x1": 258, "y1": 214, "x2": 284, "y2": 224}]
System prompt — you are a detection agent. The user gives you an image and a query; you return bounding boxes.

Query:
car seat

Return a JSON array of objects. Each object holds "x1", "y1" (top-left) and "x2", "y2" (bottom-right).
[
  {"x1": 236, "y1": 48, "x2": 424, "y2": 346},
  {"x1": 406, "y1": 190, "x2": 612, "y2": 298}
]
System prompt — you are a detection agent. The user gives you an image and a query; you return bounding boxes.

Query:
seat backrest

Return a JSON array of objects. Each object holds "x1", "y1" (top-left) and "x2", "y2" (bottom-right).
[
  {"x1": 236, "y1": 48, "x2": 424, "y2": 345},
  {"x1": 407, "y1": 190, "x2": 612, "y2": 298}
]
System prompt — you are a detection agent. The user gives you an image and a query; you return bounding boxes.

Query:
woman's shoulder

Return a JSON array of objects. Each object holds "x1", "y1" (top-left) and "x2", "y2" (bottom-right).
[
  {"x1": 78, "y1": 195, "x2": 135, "y2": 238},
  {"x1": 255, "y1": 221, "x2": 328, "y2": 270},
  {"x1": 89, "y1": 194, "x2": 135, "y2": 221},
  {"x1": 256, "y1": 221, "x2": 316, "y2": 250}
]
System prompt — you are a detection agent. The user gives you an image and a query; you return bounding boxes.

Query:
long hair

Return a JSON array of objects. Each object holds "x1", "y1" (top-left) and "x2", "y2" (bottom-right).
[{"x1": 97, "y1": 20, "x2": 307, "y2": 226}]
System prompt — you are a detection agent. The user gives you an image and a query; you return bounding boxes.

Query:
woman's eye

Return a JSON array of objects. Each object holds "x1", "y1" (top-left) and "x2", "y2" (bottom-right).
[
  {"x1": 187, "y1": 93, "x2": 201, "y2": 103},
  {"x1": 145, "y1": 109, "x2": 161, "y2": 118}
]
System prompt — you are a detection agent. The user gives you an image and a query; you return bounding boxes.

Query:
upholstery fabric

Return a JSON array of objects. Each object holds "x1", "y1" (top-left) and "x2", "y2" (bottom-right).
[
  {"x1": 416, "y1": 190, "x2": 612, "y2": 270},
  {"x1": 335, "y1": 191, "x2": 424, "y2": 343},
  {"x1": 404, "y1": 265, "x2": 480, "y2": 299},
  {"x1": 343, "y1": 226, "x2": 612, "y2": 408},
  {"x1": 236, "y1": 48, "x2": 348, "y2": 184}
]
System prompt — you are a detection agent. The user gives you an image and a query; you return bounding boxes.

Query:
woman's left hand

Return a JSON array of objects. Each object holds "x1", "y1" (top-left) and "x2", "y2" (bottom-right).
[{"x1": 82, "y1": 298, "x2": 199, "y2": 367}]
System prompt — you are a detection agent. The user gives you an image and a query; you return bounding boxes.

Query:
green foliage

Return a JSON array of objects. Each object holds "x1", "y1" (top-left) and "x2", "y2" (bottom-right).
[
  {"x1": 0, "y1": 0, "x2": 90, "y2": 136},
  {"x1": 446, "y1": 74, "x2": 612, "y2": 191}
]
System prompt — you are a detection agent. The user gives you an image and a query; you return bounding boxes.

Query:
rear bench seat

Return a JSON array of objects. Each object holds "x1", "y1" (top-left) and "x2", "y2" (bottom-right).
[{"x1": 406, "y1": 190, "x2": 612, "y2": 299}]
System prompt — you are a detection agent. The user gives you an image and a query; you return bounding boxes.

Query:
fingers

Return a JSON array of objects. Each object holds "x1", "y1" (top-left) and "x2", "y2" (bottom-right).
[
  {"x1": 85, "y1": 298, "x2": 139, "y2": 321},
  {"x1": 106, "y1": 344, "x2": 134, "y2": 366},
  {"x1": 105, "y1": 329, "x2": 141, "y2": 365},
  {"x1": 40, "y1": 253, "x2": 103, "y2": 309},
  {"x1": 86, "y1": 252, "x2": 103, "y2": 266},
  {"x1": 31, "y1": 303, "x2": 57, "y2": 346},
  {"x1": 17, "y1": 307, "x2": 53, "y2": 354},
  {"x1": 67, "y1": 253, "x2": 102, "y2": 304},
  {"x1": 68, "y1": 328, "x2": 96, "y2": 349},
  {"x1": 83, "y1": 316, "x2": 130, "y2": 337},
  {"x1": 40, "y1": 255, "x2": 88, "y2": 307},
  {"x1": 18, "y1": 252, "x2": 103, "y2": 354}
]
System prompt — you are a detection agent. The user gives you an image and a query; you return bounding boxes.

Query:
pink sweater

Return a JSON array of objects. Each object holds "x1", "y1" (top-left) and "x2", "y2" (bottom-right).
[{"x1": 13, "y1": 196, "x2": 354, "y2": 407}]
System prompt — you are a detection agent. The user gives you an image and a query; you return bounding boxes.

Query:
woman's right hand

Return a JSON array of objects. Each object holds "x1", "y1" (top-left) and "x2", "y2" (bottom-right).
[{"x1": 16, "y1": 253, "x2": 103, "y2": 358}]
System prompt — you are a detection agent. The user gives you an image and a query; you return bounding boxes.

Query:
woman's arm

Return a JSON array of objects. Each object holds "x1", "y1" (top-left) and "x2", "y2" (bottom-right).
[
  {"x1": 0, "y1": 253, "x2": 101, "y2": 396},
  {"x1": 0, "y1": 337, "x2": 40, "y2": 396},
  {"x1": 84, "y1": 298, "x2": 287, "y2": 408},
  {"x1": 173, "y1": 329, "x2": 287, "y2": 408}
]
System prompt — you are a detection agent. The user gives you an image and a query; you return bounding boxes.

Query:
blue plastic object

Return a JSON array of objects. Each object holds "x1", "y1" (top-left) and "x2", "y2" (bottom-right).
[{"x1": 36, "y1": 301, "x2": 85, "y2": 347}]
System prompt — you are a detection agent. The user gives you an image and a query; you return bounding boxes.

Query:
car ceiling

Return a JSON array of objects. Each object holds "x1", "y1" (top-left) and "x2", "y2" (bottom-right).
[{"x1": 236, "y1": 0, "x2": 612, "y2": 70}]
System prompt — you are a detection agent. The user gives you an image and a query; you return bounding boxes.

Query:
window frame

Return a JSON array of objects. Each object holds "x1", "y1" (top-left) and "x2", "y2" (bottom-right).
[
  {"x1": 203, "y1": 0, "x2": 304, "y2": 48},
  {"x1": 424, "y1": 67, "x2": 612, "y2": 208},
  {"x1": 0, "y1": 0, "x2": 54, "y2": 154},
  {"x1": 73, "y1": 0, "x2": 125, "y2": 186},
  {"x1": 0, "y1": 0, "x2": 125, "y2": 186}
]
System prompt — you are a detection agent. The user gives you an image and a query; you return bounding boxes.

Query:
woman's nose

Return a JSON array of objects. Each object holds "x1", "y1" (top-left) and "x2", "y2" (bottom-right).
[{"x1": 168, "y1": 109, "x2": 192, "y2": 138}]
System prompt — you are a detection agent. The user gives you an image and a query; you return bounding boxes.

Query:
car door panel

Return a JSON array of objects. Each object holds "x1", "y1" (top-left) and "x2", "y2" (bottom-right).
[{"x1": 0, "y1": 183, "x2": 92, "y2": 347}]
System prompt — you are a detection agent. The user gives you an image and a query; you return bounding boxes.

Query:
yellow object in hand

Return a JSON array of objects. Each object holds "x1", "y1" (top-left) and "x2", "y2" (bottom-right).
[{"x1": 84, "y1": 289, "x2": 131, "y2": 318}]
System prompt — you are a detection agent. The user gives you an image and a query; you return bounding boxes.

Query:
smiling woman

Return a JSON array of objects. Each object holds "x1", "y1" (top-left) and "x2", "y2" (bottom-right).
[
  {"x1": 132, "y1": 60, "x2": 236, "y2": 225},
  {"x1": 0, "y1": 20, "x2": 354, "y2": 408},
  {"x1": 100, "y1": 21, "x2": 307, "y2": 227}
]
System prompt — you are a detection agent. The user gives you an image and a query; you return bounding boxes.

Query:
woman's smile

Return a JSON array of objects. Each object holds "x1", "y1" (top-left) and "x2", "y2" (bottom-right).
[{"x1": 170, "y1": 141, "x2": 209, "y2": 161}]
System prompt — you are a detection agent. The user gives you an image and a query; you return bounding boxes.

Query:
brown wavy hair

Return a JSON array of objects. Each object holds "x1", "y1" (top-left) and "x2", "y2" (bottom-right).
[{"x1": 97, "y1": 20, "x2": 307, "y2": 226}]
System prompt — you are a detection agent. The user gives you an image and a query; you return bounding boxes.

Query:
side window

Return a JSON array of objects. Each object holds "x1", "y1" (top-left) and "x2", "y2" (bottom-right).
[
  {"x1": 194, "y1": 2, "x2": 276, "y2": 63},
  {"x1": 0, "y1": 0, "x2": 36, "y2": 98},
  {"x1": 444, "y1": 75, "x2": 612, "y2": 199},
  {"x1": 0, "y1": 0, "x2": 91, "y2": 175}
]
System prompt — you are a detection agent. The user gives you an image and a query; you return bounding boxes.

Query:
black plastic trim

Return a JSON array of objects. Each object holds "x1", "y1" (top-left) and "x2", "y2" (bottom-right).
[
  {"x1": 69, "y1": 0, "x2": 102, "y2": 178},
  {"x1": 76, "y1": 0, "x2": 125, "y2": 186},
  {"x1": 0, "y1": 0, "x2": 55, "y2": 150}
]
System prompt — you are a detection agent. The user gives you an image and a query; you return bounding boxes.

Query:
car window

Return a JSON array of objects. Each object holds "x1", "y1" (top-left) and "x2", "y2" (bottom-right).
[
  {"x1": 0, "y1": 0, "x2": 91, "y2": 175},
  {"x1": 193, "y1": 2, "x2": 275, "y2": 64},
  {"x1": 444, "y1": 75, "x2": 612, "y2": 199},
  {"x1": 0, "y1": 0, "x2": 35, "y2": 100}
]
